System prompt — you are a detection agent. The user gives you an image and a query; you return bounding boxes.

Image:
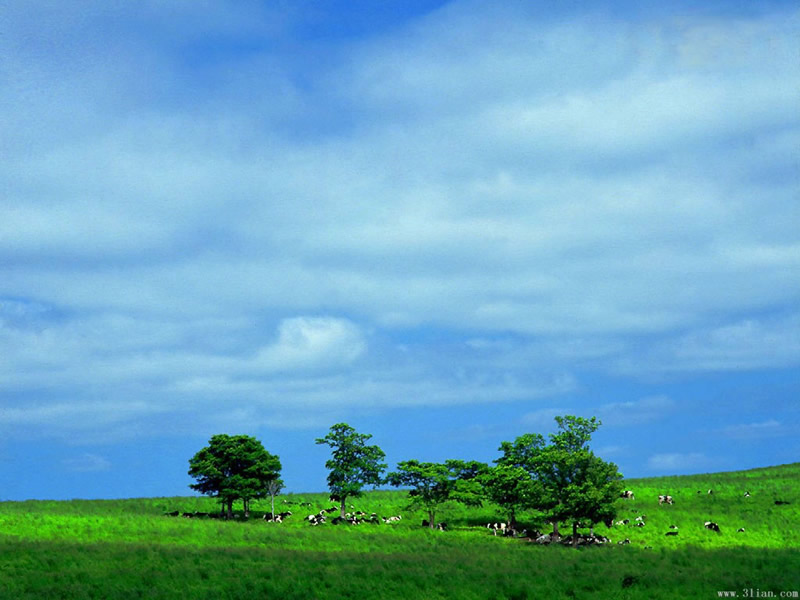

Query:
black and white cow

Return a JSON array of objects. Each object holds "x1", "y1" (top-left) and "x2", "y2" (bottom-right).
[
  {"x1": 704, "y1": 521, "x2": 721, "y2": 533},
  {"x1": 658, "y1": 494, "x2": 674, "y2": 505},
  {"x1": 620, "y1": 490, "x2": 635, "y2": 499}
]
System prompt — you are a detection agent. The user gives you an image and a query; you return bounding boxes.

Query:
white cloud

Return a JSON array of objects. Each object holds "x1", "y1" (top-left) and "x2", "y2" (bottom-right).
[
  {"x1": 629, "y1": 314, "x2": 800, "y2": 373},
  {"x1": 253, "y1": 317, "x2": 366, "y2": 372},
  {"x1": 0, "y1": 1, "x2": 798, "y2": 445}
]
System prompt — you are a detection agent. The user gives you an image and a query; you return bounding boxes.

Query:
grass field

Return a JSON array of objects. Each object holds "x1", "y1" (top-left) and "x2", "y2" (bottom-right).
[{"x1": 1, "y1": 463, "x2": 798, "y2": 599}]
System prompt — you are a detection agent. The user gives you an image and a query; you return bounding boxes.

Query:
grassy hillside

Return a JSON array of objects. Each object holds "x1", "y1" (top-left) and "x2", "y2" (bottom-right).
[{"x1": 1, "y1": 464, "x2": 798, "y2": 599}]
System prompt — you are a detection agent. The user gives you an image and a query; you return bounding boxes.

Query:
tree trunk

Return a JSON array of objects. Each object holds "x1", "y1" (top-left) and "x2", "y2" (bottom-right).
[
  {"x1": 509, "y1": 508, "x2": 517, "y2": 529},
  {"x1": 340, "y1": 497, "x2": 347, "y2": 518},
  {"x1": 572, "y1": 522, "x2": 578, "y2": 548},
  {"x1": 226, "y1": 498, "x2": 233, "y2": 520},
  {"x1": 244, "y1": 498, "x2": 250, "y2": 519},
  {"x1": 271, "y1": 494, "x2": 276, "y2": 520},
  {"x1": 429, "y1": 509, "x2": 436, "y2": 530},
  {"x1": 551, "y1": 521, "x2": 560, "y2": 537}
]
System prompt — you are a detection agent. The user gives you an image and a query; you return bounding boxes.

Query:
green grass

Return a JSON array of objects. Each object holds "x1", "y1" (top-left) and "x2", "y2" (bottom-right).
[{"x1": 1, "y1": 464, "x2": 798, "y2": 599}]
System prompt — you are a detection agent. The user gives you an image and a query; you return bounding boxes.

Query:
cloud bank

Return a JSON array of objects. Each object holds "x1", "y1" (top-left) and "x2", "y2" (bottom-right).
[{"x1": 1, "y1": 1, "x2": 798, "y2": 467}]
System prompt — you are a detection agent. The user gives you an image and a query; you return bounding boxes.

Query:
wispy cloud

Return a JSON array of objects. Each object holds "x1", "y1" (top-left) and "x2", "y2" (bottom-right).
[
  {"x1": 718, "y1": 420, "x2": 792, "y2": 440},
  {"x1": 647, "y1": 452, "x2": 711, "y2": 473},
  {"x1": 61, "y1": 453, "x2": 111, "y2": 473}
]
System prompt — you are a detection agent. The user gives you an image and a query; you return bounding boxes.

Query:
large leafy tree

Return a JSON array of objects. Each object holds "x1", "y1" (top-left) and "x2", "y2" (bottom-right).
[
  {"x1": 315, "y1": 423, "x2": 387, "y2": 518},
  {"x1": 188, "y1": 434, "x2": 282, "y2": 519},
  {"x1": 387, "y1": 459, "x2": 486, "y2": 529},
  {"x1": 538, "y1": 416, "x2": 622, "y2": 544},
  {"x1": 494, "y1": 416, "x2": 622, "y2": 544}
]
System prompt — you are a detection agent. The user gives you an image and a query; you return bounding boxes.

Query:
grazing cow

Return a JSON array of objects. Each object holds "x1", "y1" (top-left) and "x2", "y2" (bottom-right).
[
  {"x1": 665, "y1": 531, "x2": 679, "y2": 536},
  {"x1": 617, "y1": 538, "x2": 631, "y2": 545},
  {"x1": 635, "y1": 521, "x2": 645, "y2": 528},
  {"x1": 743, "y1": 491, "x2": 751, "y2": 498},
  {"x1": 775, "y1": 500, "x2": 790, "y2": 505},
  {"x1": 615, "y1": 519, "x2": 630, "y2": 526},
  {"x1": 620, "y1": 490, "x2": 635, "y2": 499},
  {"x1": 382, "y1": 515, "x2": 402, "y2": 523},
  {"x1": 708, "y1": 489, "x2": 713, "y2": 495},
  {"x1": 635, "y1": 515, "x2": 645, "y2": 522},
  {"x1": 182, "y1": 512, "x2": 194, "y2": 518},
  {"x1": 737, "y1": 527, "x2": 745, "y2": 533},
  {"x1": 704, "y1": 521, "x2": 721, "y2": 533},
  {"x1": 437, "y1": 522, "x2": 448, "y2": 531},
  {"x1": 669, "y1": 524, "x2": 678, "y2": 529},
  {"x1": 487, "y1": 522, "x2": 508, "y2": 536},
  {"x1": 164, "y1": 510, "x2": 179, "y2": 517},
  {"x1": 658, "y1": 495, "x2": 674, "y2": 505}
]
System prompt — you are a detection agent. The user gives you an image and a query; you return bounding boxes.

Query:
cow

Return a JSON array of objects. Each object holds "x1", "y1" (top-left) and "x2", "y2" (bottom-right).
[
  {"x1": 743, "y1": 491, "x2": 751, "y2": 498},
  {"x1": 437, "y1": 522, "x2": 448, "y2": 531},
  {"x1": 669, "y1": 524, "x2": 678, "y2": 529},
  {"x1": 307, "y1": 512, "x2": 327, "y2": 526},
  {"x1": 665, "y1": 531, "x2": 679, "y2": 536},
  {"x1": 615, "y1": 519, "x2": 630, "y2": 526},
  {"x1": 707, "y1": 489, "x2": 713, "y2": 495},
  {"x1": 737, "y1": 527, "x2": 745, "y2": 533},
  {"x1": 620, "y1": 490, "x2": 635, "y2": 499},
  {"x1": 617, "y1": 538, "x2": 631, "y2": 545},
  {"x1": 658, "y1": 495, "x2": 674, "y2": 505},
  {"x1": 382, "y1": 515, "x2": 402, "y2": 523},
  {"x1": 704, "y1": 521, "x2": 721, "y2": 533},
  {"x1": 487, "y1": 522, "x2": 508, "y2": 536},
  {"x1": 164, "y1": 510, "x2": 180, "y2": 517}
]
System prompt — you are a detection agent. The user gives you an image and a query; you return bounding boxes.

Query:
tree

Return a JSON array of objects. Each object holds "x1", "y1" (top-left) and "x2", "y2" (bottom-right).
[
  {"x1": 265, "y1": 477, "x2": 284, "y2": 521},
  {"x1": 315, "y1": 423, "x2": 387, "y2": 518},
  {"x1": 493, "y1": 416, "x2": 622, "y2": 544},
  {"x1": 537, "y1": 416, "x2": 622, "y2": 546},
  {"x1": 480, "y1": 464, "x2": 540, "y2": 528},
  {"x1": 387, "y1": 459, "x2": 486, "y2": 529},
  {"x1": 188, "y1": 434, "x2": 282, "y2": 519}
]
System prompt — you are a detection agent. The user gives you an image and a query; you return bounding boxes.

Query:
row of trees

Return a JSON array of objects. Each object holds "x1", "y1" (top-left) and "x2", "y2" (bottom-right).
[{"x1": 187, "y1": 416, "x2": 623, "y2": 546}]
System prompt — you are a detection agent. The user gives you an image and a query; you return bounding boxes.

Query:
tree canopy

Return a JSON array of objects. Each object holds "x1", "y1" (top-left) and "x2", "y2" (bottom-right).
[
  {"x1": 493, "y1": 415, "x2": 623, "y2": 545},
  {"x1": 188, "y1": 434, "x2": 282, "y2": 519},
  {"x1": 387, "y1": 459, "x2": 486, "y2": 529},
  {"x1": 315, "y1": 423, "x2": 387, "y2": 517}
]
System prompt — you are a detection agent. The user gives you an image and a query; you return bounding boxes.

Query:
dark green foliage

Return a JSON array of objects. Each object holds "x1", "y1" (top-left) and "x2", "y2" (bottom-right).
[
  {"x1": 493, "y1": 415, "x2": 622, "y2": 541},
  {"x1": 387, "y1": 459, "x2": 487, "y2": 528},
  {"x1": 315, "y1": 423, "x2": 387, "y2": 517},
  {"x1": 481, "y1": 465, "x2": 539, "y2": 527},
  {"x1": 188, "y1": 434, "x2": 281, "y2": 518}
]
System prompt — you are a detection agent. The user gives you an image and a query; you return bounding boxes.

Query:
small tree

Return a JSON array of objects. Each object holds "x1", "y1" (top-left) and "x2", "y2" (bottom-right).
[
  {"x1": 266, "y1": 478, "x2": 284, "y2": 520},
  {"x1": 387, "y1": 459, "x2": 486, "y2": 529},
  {"x1": 480, "y1": 464, "x2": 539, "y2": 528},
  {"x1": 188, "y1": 434, "x2": 282, "y2": 519},
  {"x1": 315, "y1": 423, "x2": 387, "y2": 518}
]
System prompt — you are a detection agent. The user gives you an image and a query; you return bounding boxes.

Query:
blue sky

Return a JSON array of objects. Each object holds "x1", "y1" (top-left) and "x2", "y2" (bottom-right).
[{"x1": 1, "y1": 0, "x2": 798, "y2": 501}]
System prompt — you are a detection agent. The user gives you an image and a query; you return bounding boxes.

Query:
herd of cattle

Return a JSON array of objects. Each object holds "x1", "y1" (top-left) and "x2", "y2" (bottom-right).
[{"x1": 164, "y1": 487, "x2": 785, "y2": 547}]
